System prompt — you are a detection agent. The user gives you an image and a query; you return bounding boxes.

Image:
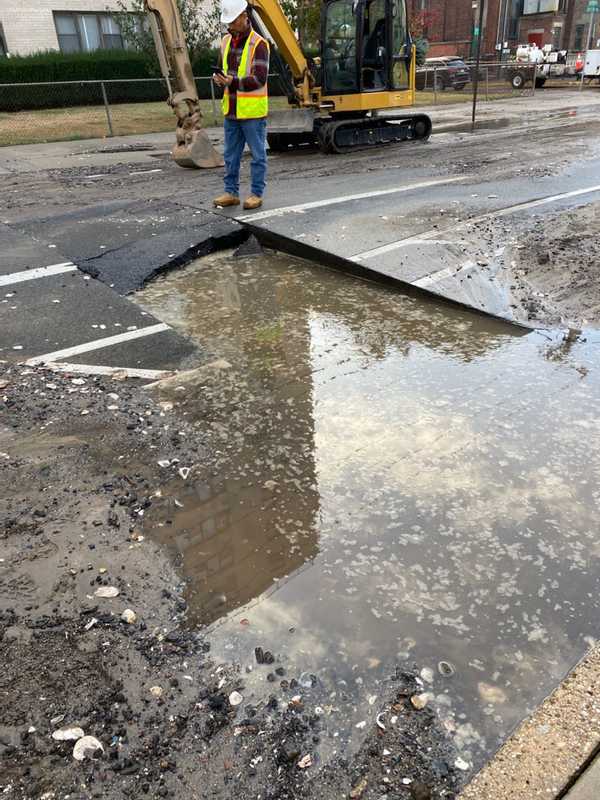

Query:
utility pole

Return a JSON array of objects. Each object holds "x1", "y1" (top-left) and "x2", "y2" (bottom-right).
[
  {"x1": 586, "y1": 2, "x2": 597, "y2": 51},
  {"x1": 471, "y1": 0, "x2": 486, "y2": 131}
]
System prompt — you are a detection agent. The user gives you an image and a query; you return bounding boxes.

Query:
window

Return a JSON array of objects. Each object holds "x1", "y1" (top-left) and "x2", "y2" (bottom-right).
[
  {"x1": 53, "y1": 12, "x2": 125, "y2": 53},
  {"x1": 391, "y1": 0, "x2": 409, "y2": 89},
  {"x1": 323, "y1": 0, "x2": 358, "y2": 93},
  {"x1": 574, "y1": 23, "x2": 585, "y2": 50},
  {"x1": 522, "y1": 0, "x2": 559, "y2": 14}
]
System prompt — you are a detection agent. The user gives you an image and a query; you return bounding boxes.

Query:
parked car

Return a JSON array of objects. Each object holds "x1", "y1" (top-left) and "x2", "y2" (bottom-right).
[{"x1": 415, "y1": 57, "x2": 471, "y2": 91}]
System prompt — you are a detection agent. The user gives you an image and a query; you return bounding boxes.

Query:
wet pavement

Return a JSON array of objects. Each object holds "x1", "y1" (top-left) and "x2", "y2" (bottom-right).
[{"x1": 136, "y1": 249, "x2": 600, "y2": 778}]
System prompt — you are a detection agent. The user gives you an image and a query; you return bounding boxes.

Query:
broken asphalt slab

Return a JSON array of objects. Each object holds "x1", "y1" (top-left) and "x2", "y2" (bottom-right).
[
  {"x1": 0, "y1": 209, "x2": 200, "y2": 375},
  {"x1": 11, "y1": 198, "x2": 246, "y2": 294}
]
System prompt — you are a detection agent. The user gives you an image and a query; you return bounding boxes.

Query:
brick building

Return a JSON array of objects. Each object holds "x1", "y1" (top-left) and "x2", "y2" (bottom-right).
[
  {"x1": 0, "y1": 1, "x2": 138, "y2": 56},
  {"x1": 518, "y1": 0, "x2": 598, "y2": 51},
  {"x1": 409, "y1": 0, "x2": 597, "y2": 59}
]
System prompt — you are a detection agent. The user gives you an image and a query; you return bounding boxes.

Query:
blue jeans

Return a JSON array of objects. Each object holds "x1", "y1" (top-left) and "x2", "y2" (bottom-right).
[{"x1": 223, "y1": 117, "x2": 267, "y2": 198}]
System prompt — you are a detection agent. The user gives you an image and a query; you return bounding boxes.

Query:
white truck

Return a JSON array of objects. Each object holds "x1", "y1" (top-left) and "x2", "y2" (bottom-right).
[
  {"x1": 506, "y1": 44, "x2": 581, "y2": 89},
  {"x1": 584, "y1": 50, "x2": 600, "y2": 82}
]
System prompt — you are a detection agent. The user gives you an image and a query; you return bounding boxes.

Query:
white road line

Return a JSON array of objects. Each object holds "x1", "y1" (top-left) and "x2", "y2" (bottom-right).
[
  {"x1": 46, "y1": 362, "x2": 172, "y2": 380},
  {"x1": 0, "y1": 262, "x2": 77, "y2": 287},
  {"x1": 413, "y1": 266, "x2": 457, "y2": 289},
  {"x1": 351, "y1": 183, "x2": 600, "y2": 261},
  {"x1": 238, "y1": 176, "x2": 467, "y2": 222},
  {"x1": 25, "y1": 323, "x2": 170, "y2": 366}
]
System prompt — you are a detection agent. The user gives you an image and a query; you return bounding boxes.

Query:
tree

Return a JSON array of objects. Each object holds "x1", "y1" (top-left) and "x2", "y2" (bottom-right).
[
  {"x1": 112, "y1": 0, "x2": 222, "y2": 64},
  {"x1": 409, "y1": 10, "x2": 436, "y2": 65},
  {"x1": 279, "y1": 0, "x2": 320, "y2": 50}
]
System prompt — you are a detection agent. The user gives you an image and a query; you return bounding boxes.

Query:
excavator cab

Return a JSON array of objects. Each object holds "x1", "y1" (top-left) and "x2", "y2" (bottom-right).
[
  {"x1": 306, "y1": 0, "x2": 430, "y2": 152},
  {"x1": 321, "y1": 0, "x2": 411, "y2": 99}
]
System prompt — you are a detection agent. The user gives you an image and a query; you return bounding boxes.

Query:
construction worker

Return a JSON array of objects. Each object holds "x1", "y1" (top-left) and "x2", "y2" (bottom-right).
[{"x1": 213, "y1": 0, "x2": 270, "y2": 211}]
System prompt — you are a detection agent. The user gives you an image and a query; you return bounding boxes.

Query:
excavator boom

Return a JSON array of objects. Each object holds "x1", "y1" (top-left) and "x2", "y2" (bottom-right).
[
  {"x1": 144, "y1": 0, "x2": 223, "y2": 168},
  {"x1": 250, "y1": 0, "x2": 313, "y2": 105}
]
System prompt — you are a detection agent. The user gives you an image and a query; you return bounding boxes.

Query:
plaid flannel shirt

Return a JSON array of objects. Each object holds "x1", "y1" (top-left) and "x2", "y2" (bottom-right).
[{"x1": 219, "y1": 28, "x2": 269, "y2": 119}]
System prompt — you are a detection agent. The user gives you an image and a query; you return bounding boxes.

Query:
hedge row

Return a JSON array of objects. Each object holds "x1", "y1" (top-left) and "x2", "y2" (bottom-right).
[
  {"x1": 0, "y1": 49, "x2": 158, "y2": 83},
  {"x1": 0, "y1": 48, "x2": 286, "y2": 111}
]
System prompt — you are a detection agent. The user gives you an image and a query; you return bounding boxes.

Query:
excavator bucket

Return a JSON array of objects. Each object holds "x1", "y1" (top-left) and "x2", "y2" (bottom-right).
[
  {"x1": 172, "y1": 128, "x2": 224, "y2": 169},
  {"x1": 145, "y1": 0, "x2": 223, "y2": 169}
]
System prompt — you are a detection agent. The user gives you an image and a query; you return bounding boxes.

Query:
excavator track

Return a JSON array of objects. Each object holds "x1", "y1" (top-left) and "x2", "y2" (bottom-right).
[{"x1": 317, "y1": 113, "x2": 432, "y2": 154}]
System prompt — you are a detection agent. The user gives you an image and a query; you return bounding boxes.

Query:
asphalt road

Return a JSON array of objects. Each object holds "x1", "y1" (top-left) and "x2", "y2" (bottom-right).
[{"x1": 2, "y1": 90, "x2": 600, "y2": 378}]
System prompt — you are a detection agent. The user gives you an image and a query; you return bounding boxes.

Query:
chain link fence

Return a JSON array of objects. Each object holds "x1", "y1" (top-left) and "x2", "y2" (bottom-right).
[
  {"x1": 413, "y1": 57, "x2": 590, "y2": 109},
  {"x1": 0, "y1": 62, "x2": 594, "y2": 147},
  {"x1": 0, "y1": 75, "x2": 288, "y2": 146}
]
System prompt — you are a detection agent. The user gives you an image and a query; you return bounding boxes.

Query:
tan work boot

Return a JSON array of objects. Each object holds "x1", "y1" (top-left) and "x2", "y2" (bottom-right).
[
  {"x1": 213, "y1": 193, "x2": 240, "y2": 208},
  {"x1": 243, "y1": 195, "x2": 263, "y2": 210}
]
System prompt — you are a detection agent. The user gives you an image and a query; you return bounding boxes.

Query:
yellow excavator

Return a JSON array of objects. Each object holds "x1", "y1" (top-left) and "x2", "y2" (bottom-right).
[{"x1": 144, "y1": 0, "x2": 431, "y2": 167}]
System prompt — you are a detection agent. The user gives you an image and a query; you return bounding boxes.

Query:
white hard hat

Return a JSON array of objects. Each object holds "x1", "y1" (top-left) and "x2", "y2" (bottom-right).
[{"x1": 221, "y1": 0, "x2": 248, "y2": 24}]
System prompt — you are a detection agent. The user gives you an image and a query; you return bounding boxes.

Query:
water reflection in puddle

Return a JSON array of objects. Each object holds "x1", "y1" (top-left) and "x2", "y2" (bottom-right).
[{"x1": 137, "y1": 250, "x2": 600, "y2": 771}]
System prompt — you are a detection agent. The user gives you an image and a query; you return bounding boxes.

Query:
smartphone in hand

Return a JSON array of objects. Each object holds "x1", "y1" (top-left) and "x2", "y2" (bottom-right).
[{"x1": 211, "y1": 65, "x2": 225, "y2": 77}]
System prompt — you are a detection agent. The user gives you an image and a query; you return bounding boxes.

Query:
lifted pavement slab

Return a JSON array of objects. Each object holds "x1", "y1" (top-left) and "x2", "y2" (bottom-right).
[{"x1": 13, "y1": 199, "x2": 245, "y2": 294}]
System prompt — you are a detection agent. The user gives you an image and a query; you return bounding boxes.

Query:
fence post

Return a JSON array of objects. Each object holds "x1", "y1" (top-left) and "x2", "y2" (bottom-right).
[
  {"x1": 209, "y1": 77, "x2": 217, "y2": 117},
  {"x1": 100, "y1": 81, "x2": 114, "y2": 137},
  {"x1": 433, "y1": 67, "x2": 437, "y2": 104}
]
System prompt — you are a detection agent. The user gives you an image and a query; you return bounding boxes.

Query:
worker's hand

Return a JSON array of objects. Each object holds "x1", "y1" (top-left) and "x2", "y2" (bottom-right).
[{"x1": 213, "y1": 73, "x2": 234, "y2": 87}]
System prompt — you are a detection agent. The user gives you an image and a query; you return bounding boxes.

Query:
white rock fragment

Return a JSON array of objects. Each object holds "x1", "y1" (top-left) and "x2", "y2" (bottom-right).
[
  {"x1": 297, "y1": 754, "x2": 312, "y2": 769},
  {"x1": 455, "y1": 757, "x2": 470, "y2": 771},
  {"x1": 149, "y1": 686, "x2": 163, "y2": 698},
  {"x1": 229, "y1": 691, "x2": 243, "y2": 707},
  {"x1": 178, "y1": 467, "x2": 191, "y2": 480},
  {"x1": 72, "y1": 735, "x2": 104, "y2": 761},
  {"x1": 410, "y1": 693, "x2": 429, "y2": 710},
  {"x1": 94, "y1": 586, "x2": 119, "y2": 598},
  {"x1": 52, "y1": 726, "x2": 85, "y2": 742},
  {"x1": 420, "y1": 667, "x2": 434, "y2": 684},
  {"x1": 120, "y1": 609, "x2": 137, "y2": 624}
]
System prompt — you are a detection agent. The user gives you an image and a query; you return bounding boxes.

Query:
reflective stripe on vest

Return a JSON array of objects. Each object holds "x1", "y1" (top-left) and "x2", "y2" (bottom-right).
[{"x1": 221, "y1": 31, "x2": 269, "y2": 119}]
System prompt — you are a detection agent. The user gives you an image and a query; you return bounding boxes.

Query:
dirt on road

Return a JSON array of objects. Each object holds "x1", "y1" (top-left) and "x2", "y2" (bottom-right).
[
  {"x1": 0, "y1": 366, "x2": 462, "y2": 800},
  {"x1": 507, "y1": 201, "x2": 600, "y2": 329}
]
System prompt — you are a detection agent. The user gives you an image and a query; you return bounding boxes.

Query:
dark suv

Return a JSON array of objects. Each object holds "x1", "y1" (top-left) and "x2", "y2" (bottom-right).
[{"x1": 416, "y1": 57, "x2": 471, "y2": 91}]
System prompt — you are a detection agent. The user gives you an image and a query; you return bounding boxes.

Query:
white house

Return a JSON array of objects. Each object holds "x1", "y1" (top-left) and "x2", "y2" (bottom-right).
[{"x1": 0, "y1": 0, "x2": 140, "y2": 56}]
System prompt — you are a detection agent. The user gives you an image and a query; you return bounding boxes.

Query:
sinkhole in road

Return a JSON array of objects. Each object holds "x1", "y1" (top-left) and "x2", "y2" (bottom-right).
[{"x1": 136, "y1": 248, "x2": 600, "y2": 774}]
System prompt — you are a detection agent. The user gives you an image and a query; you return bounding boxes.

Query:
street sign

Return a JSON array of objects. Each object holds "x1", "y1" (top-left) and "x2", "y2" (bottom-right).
[{"x1": 586, "y1": 1, "x2": 599, "y2": 12}]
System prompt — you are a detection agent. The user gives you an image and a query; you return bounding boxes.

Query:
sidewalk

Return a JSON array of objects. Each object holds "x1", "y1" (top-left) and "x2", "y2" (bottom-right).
[
  {"x1": 459, "y1": 642, "x2": 600, "y2": 800},
  {"x1": 2, "y1": 89, "x2": 600, "y2": 175},
  {"x1": 564, "y1": 753, "x2": 600, "y2": 800}
]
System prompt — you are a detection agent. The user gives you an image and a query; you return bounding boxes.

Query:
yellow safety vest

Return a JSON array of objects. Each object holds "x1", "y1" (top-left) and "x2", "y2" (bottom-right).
[{"x1": 221, "y1": 30, "x2": 269, "y2": 119}]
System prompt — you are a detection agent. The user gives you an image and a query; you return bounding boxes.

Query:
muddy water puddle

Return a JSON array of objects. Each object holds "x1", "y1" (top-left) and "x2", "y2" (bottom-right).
[{"x1": 136, "y1": 250, "x2": 600, "y2": 773}]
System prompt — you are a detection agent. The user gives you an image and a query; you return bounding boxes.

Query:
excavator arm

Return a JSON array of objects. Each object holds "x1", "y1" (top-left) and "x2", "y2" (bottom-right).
[
  {"x1": 144, "y1": 0, "x2": 223, "y2": 168},
  {"x1": 249, "y1": 0, "x2": 314, "y2": 106}
]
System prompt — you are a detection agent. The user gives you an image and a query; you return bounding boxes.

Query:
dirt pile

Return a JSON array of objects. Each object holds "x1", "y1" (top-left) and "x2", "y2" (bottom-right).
[{"x1": 507, "y1": 202, "x2": 600, "y2": 328}]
